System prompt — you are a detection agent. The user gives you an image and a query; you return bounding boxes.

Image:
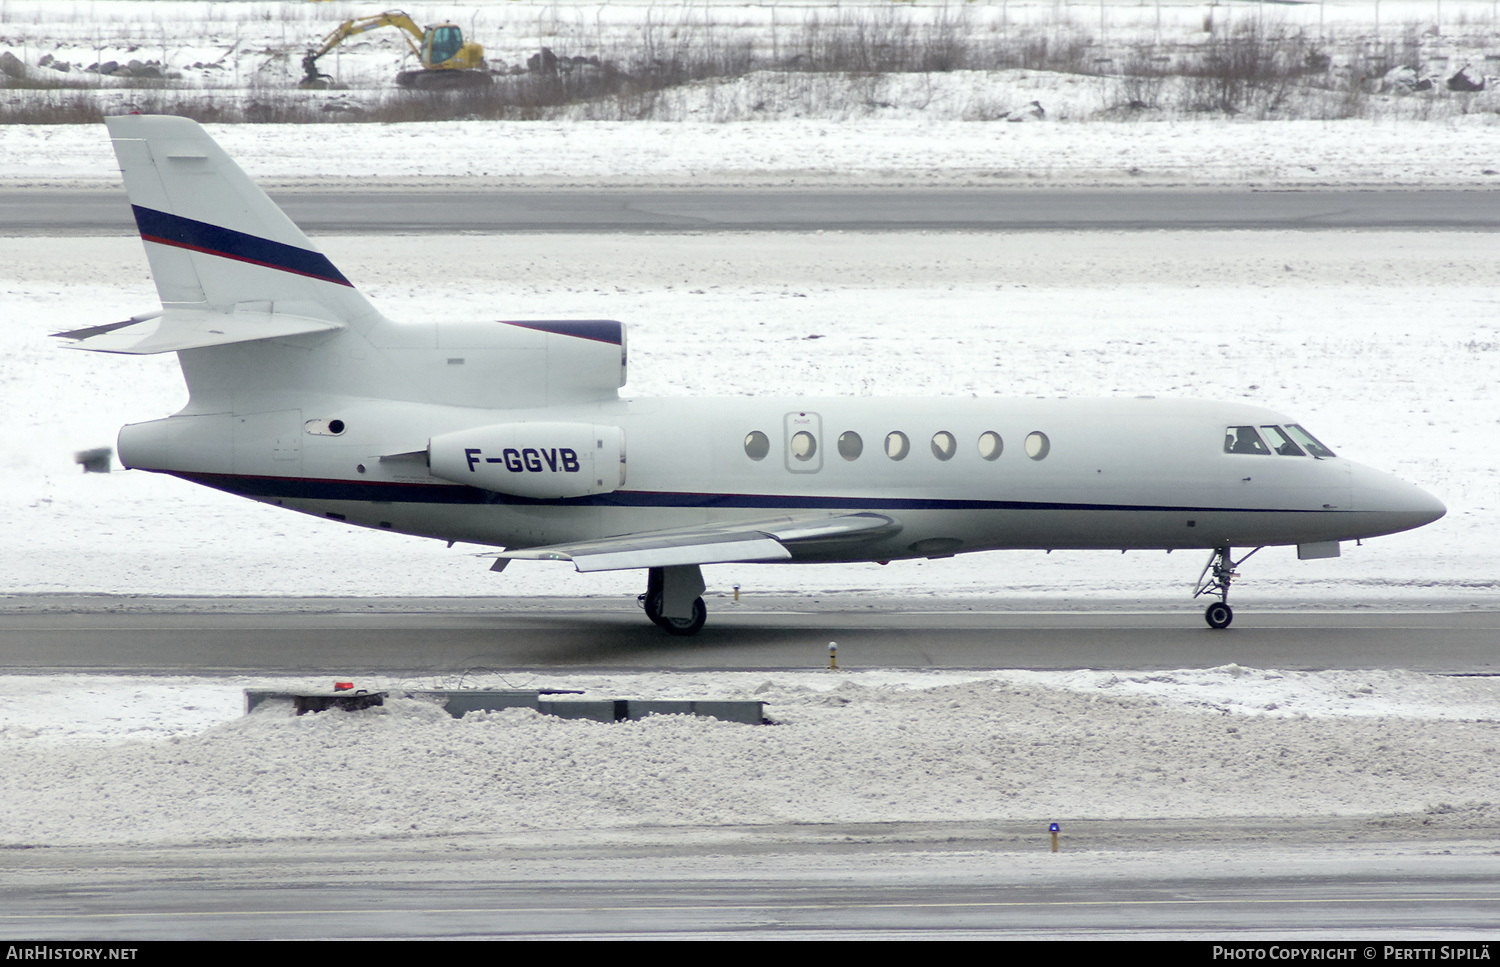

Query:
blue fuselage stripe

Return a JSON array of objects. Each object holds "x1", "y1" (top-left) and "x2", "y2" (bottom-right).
[
  {"x1": 131, "y1": 206, "x2": 352, "y2": 287},
  {"x1": 170, "y1": 471, "x2": 1325, "y2": 515}
]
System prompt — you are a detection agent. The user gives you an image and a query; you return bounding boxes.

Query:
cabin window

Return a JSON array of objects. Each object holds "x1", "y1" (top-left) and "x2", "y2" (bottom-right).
[
  {"x1": 1225, "y1": 426, "x2": 1271, "y2": 455},
  {"x1": 1259, "y1": 425, "x2": 1305, "y2": 456},
  {"x1": 838, "y1": 431, "x2": 863, "y2": 461},
  {"x1": 978, "y1": 431, "x2": 1003, "y2": 461},
  {"x1": 744, "y1": 431, "x2": 770, "y2": 461},
  {"x1": 1285, "y1": 423, "x2": 1336, "y2": 458},
  {"x1": 1025, "y1": 431, "x2": 1051, "y2": 461},
  {"x1": 931, "y1": 431, "x2": 956, "y2": 461},
  {"x1": 885, "y1": 431, "x2": 910, "y2": 461},
  {"x1": 790, "y1": 430, "x2": 818, "y2": 462}
]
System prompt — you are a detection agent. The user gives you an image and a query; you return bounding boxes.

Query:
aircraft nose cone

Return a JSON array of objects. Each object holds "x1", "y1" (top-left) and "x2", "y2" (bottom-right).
[
  {"x1": 1351, "y1": 465, "x2": 1446, "y2": 534},
  {"x1": 1406, "y1": 486, "x2": 1447, "y2": 527}
]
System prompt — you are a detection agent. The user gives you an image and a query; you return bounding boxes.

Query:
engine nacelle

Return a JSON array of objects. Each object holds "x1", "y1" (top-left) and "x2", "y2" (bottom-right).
[
  {"x1": 422, "y1": 319, "x2": 627, "y2": 410},
  {"x1": 429, "y1": 422, "x2": 625, "y2": 499}
]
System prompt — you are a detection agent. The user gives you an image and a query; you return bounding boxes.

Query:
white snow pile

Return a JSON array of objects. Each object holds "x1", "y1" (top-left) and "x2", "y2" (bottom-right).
[
  {"x1": 1006, "y1": 664, "x2": 1500, "y2": 720},
  {"x1": 1, "y1": 666, "x2": 1497, "y2": 846}
]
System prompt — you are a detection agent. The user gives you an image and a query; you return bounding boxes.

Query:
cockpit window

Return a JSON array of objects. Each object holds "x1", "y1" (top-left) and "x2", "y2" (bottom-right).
[
  {"x1": 1284, "y1": 423, "x2": 1336, "y2": 458},
  {"x1": 1225, "y1": 426, "x2": 1271, "y2": 455},
  {"x1": 1259, "y1": 425, "x2": 1305, "y2": 456}
]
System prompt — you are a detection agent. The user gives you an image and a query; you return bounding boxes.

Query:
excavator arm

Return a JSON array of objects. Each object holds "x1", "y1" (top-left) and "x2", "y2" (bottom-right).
[{"x1": 301, "y1": 11, "x2": 426, "y2": 86}]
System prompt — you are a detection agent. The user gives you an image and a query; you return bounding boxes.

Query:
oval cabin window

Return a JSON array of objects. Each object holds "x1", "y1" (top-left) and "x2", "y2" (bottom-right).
[{"x1": 744, "y1": 431, "x2": 770, "y2": 461}]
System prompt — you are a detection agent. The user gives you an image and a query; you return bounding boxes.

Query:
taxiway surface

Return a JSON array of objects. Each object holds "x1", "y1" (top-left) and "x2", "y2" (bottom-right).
[
  {"x1": 4, "y1": 820, "x2": 1499, "y2": 940},
  {"x1": 6, "y1": 187, "x2": 1500, "y2": 235},
  {"x1": 2, "y1": 599, "x2": 1496, "y2": 674}
]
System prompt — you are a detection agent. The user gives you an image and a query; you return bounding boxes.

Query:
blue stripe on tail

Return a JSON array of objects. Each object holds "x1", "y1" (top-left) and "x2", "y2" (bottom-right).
[{"x1": 131, "y1": 205, "x2": 352, "y2": 287}]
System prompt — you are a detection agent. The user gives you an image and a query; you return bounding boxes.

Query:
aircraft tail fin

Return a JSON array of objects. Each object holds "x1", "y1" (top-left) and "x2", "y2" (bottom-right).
[{"x1": 101, "y1": 114, "x2": 375, "y2": 333}]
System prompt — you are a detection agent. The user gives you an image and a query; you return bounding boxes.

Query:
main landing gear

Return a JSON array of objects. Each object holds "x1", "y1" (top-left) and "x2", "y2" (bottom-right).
[
  {"x1": 639, "y1": 565, "x2": 707, "y2": 636},
  {"x1": 1193, "y1": 545, "x2": 1261, "y2": 630}
]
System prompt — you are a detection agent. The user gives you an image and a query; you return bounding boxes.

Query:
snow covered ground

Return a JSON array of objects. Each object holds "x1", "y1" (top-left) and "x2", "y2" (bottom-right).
[
  {"x1": 8, "y1": 116, "x2": 1500, "y2": 188},
  {"x1": 5, "y1": 0, "x2": 1500, "y2": 125},
  {"x1": 3, "y1": 666, "x2": 1499, "y2": 846}
]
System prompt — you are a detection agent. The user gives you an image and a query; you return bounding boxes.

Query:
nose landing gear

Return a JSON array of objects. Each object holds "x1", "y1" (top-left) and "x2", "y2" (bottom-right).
[{"x1": 1193, "y1": 545, "x2": 1261, "y2": 629}]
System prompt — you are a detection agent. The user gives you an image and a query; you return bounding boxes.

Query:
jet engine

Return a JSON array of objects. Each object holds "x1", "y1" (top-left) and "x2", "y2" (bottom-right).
[{"x1": 428, "y1": 422, "x2": 624, "y2": 499}]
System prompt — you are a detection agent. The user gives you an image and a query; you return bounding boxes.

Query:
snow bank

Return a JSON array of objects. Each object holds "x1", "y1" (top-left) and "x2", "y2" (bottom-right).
[{"x1": 1, "y1": 667, "x2": 1496, "y2": 846}]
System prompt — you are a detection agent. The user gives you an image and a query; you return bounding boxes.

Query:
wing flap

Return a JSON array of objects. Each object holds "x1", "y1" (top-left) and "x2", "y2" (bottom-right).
[
  {"x1": 572, "y1": 538, "x2": 791, "y2": 572},
  {"x1": 490, "y1": 512, "x2": 899, "y2": 572}
]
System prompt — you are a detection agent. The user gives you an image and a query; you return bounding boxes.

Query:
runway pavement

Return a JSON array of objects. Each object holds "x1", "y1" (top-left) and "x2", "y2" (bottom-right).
[
  {"x1": 4, "y1": 819, "x2": 1499, "y2": 939},
  {"x1": 5, "y1": 187, "x2": 1500, "y2": 235},
  {"x1": 2, "y1": 598, "x2": 1496, "y2": 674}
]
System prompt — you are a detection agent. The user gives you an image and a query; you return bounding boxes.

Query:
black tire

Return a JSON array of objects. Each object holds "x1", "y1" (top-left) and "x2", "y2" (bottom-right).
[
  {"x1": 1205, "y1": 601, "x2": 1233, "y2": 630},
  {"x1": 645, "y1": 592, "x2": 706, "y2": 636},
  {"x1": 643, "y1": 590, "x2": 667, "y2": 629}
]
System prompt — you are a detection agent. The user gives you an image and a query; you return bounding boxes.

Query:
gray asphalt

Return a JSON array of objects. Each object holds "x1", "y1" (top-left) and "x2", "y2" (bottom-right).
[
  {"x1": 9, "y1": 870, "x2": 1499, "y2": 940},
  {"x1": 4, "y1": 819, "x2": 1499, "y2": 939},
  {"x1": 5, "y1": 187, "x2": 1500, "y2": 234},
  {"x1": 2, "y1": 599, "x2": 1497, "y2": 674}
]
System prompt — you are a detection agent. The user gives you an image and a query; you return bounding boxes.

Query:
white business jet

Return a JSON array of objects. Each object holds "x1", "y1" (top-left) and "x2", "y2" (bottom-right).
[{"x1": 57, "y1": 116, "x2": 1446, "y2": 634}]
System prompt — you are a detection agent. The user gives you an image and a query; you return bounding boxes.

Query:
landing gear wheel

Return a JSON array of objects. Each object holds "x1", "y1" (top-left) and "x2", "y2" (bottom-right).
[
  {"x1": 1194, "y1": 546, "x2": 1259, "y2": 630},
  {"x1": 644, "y1": 592, "x2": 707, "y2": 636}
]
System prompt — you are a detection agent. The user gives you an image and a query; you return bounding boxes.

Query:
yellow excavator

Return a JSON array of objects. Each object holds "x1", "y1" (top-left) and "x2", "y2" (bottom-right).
[{"x1": 301, "y1": 11, "x2": 491, "y2": 90}]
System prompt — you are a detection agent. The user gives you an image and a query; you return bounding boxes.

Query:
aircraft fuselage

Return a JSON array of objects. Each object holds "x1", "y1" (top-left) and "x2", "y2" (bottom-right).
[{"x1": 119, "y1": 389, "x2": 1442, "y2": 562}]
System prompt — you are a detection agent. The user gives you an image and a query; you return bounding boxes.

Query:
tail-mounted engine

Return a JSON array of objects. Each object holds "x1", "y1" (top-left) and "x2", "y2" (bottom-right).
[
  {"x1": 423, "y1": 319, "x2": 627, "y2": 409},
  {"x1": 429, "y1": 422, "x2": 625, "y2": 499}
]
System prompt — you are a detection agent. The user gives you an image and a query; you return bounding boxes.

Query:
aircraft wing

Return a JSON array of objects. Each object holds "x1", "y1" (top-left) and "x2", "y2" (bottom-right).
[{"x1": 490, "y1": 512, "x2": 901, "y2": 572}]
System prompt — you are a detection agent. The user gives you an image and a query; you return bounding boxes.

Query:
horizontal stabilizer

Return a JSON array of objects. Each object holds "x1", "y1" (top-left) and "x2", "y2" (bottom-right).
[
  {"x1": 489, "y1": 512, "x2": 899, "y2": 572},
  {"x1": 105, "y1": 114, "x2": 377, "y2": 324},
  {"x1": 53, "y1": 306, "x2": 342, "y2": 354}
]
